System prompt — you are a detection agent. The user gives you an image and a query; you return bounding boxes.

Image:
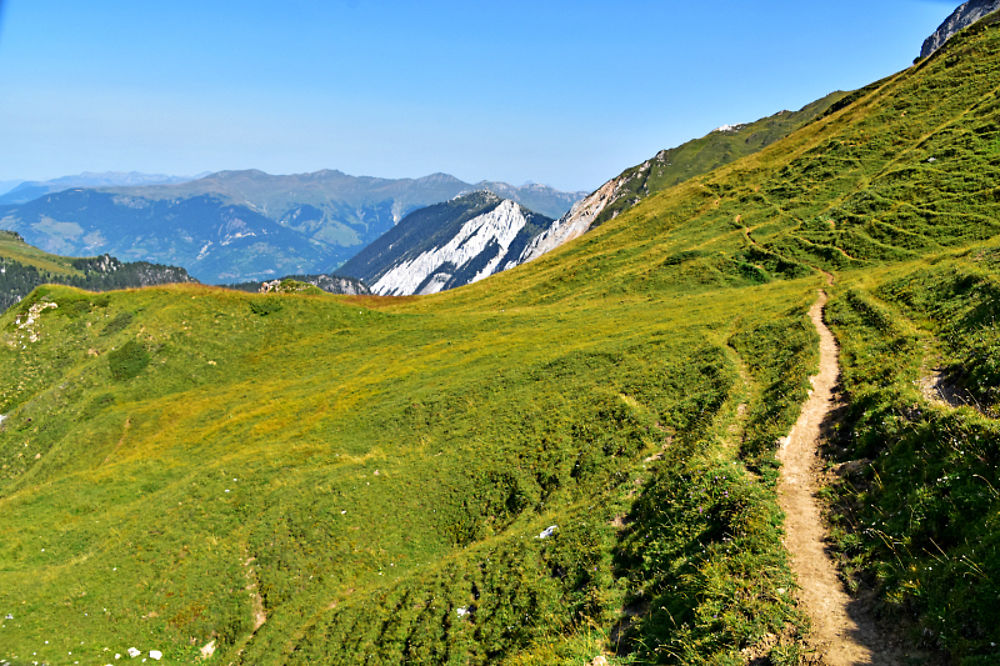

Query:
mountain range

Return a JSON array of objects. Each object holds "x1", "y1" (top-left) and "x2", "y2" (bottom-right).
[
  {"x1": 0, "y1": 171, "x2": 198, "y2": 205},
  {"x1": 0, "y1": 93, "x2": 865, "y2": 296},
  {"x1": 333, "y1": 91, "x2": 861, "y2": 296},
  {"x1": 0, "y1": 170, "x2": 585, "y2": 284}
]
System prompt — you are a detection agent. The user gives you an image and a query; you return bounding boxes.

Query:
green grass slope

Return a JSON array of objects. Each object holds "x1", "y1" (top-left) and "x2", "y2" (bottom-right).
[
  {"x1": 587, "y1": 89, "x2": 854, "y2": 229},
  {"x1": 3, "y1": 15, "x2": 1000, "y2": 666},
  {"x1": 822, "y1": 251, "x2": 1000, "y2": 662},
  {"x1": 0, "y1": 277, "x2": 817, "y2": 664}
]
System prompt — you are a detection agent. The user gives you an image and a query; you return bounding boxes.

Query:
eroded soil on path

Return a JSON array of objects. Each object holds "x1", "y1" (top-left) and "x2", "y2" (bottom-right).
[{"x1": 778, "y1": 291, "x2": 902, "y2": 665}]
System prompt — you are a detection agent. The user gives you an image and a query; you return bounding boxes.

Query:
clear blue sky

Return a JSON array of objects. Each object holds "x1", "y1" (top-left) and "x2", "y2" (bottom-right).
[{"x1": 0, "y1": 0, "x2": 962, "y2": 191}]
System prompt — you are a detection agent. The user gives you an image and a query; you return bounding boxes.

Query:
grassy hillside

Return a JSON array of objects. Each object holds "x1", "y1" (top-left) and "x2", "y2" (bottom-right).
[
  {"x1": 3, "y1": 14, "x2": 1000, "y2": 666},
  {"x1": 0, "y1": 231, "x2": 195, "y2": 312},
  {"x1": 586, "y1": 89, "x2": 855, "y2": 229},
  {"x1": 822, "y1": 252, "x2": 1000, "y2": 662},
  {"x1": 0, "y1": 229, "x2": 84, "y2": 277},
  {"x1": 0, "y1": 276, "x2": 817, "y2": 664}
]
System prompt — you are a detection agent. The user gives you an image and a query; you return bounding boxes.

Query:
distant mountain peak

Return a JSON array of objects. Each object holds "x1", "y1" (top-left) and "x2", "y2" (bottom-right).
[
  {"x1": 921, "y1": 0, "x2": 1000, "y2": 58},
  {"x1": 204, "y1": 168, "x2": 271, "y2": 179},
  {"x1": 416, "y1": 172, "x2": 467, "y2": 185}
]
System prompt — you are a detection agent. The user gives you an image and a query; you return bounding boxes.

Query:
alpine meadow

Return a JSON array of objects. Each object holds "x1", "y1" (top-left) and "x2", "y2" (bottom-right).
[{"x1": 4, "y1": 5, "x2": 1000, "y2": 666}]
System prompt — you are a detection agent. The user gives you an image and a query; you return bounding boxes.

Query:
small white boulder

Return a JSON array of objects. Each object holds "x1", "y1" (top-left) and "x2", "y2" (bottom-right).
[
  {"x1": 127, "y1": 647, "x2": 140, "y2": 658},
  {"x1": 149, "y1": 650, "x2": 162, "y2": 660}
]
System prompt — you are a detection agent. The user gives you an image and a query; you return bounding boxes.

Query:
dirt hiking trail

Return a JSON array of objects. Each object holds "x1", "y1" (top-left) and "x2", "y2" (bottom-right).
[{"x1": 778, "y1": 290, "x2": 902, "y2": 665}]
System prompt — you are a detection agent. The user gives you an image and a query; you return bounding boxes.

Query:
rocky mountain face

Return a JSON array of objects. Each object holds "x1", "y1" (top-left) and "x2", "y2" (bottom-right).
[
  {"x1": 518, "y1": 176, "x2": 628, "y2": 264},
  {"x1": 921, "y1": 0, "x2": 1000, "y2": 58},
  {"x1": 339, "y1": 191, "x2": 551, "y2": 295},
  {"x1": 0, "y1": 170, "x2": 583, "y2": 284},
  {"x1": 518, "y1": 91, "x2": 852, "y2": 265}
]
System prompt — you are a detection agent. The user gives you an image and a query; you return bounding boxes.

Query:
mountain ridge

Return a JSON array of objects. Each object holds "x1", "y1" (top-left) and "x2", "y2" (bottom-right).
[
  {"x1": 517, "y1": 90, "x2": 854, "y2": 265},
  {"x1": 0, "y1": 229, "x2": 195, "y2": 311},
  {"x1": 0, "y1": 171, "x2": 198, "y2": 205},
  {"x1": 0, "y1": 170, "x2": 584, "y2": 284}
]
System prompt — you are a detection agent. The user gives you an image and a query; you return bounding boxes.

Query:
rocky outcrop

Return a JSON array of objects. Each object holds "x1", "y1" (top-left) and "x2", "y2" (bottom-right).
[
  {"x1": 920, "y1": 0, "x2": 1000, "y2": 58},
  {"x1": 340, "y1": 191, "x2": 552, "y2": 296},
  {"x1": 300, "y1": 274, "x2": 371, "y2": 295},
  {"x1": 258, "y1": 274, "x2": 370, "y2": 296},
  {"x1": 515, "y1": 177, "x2": 623, "y2": 265}
]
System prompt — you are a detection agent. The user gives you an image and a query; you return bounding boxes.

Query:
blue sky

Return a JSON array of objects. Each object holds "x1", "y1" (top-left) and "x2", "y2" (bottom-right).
[{"x1": 0, "y1": 0, "x2": 962, "y2": 191}]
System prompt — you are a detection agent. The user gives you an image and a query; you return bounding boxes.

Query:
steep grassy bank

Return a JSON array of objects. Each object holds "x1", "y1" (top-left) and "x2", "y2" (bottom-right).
[{"x1": 823, "y1": 247, "x2": 1000, "y2": 663}]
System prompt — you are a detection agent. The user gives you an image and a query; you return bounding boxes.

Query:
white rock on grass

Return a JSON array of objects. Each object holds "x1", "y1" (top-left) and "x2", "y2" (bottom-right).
[
  {"x1": 535, "y1": 525, "x2": 557, "y2": 539},
  {"x1": 127, "y1": 647, "x2": 140, "y2": 658},
  {"x1": 149, "y1": 650, "x2": 162, "y2": 660}
]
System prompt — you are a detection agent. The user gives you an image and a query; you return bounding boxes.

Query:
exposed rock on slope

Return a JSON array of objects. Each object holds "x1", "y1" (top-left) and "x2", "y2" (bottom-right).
[
  {"x1": 228, "y1": 273, "x2": 371, "y2": 296},
  {"x1": 288, "y1": 273, "x2": 370, "y2": 296},
  {"x1": 339, "y1": 191, "x2": 551, "y2": 295},
  {"x1": 921, "y1": 0, "x2": 1000, "y2": 58},
  {"x1": 518, "y1": 178, "x2": 621, "y2": 264}
]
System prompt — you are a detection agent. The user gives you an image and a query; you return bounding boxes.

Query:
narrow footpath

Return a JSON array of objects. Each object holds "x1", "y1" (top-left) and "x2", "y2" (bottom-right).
[{"x1": 777, "y1": 290, "x2": 897, "y2": 665}]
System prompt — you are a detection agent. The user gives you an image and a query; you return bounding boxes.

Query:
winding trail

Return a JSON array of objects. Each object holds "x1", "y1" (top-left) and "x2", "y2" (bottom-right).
[{"x1": 777, "y1": 289, "x2": 897, "y2": 665}]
